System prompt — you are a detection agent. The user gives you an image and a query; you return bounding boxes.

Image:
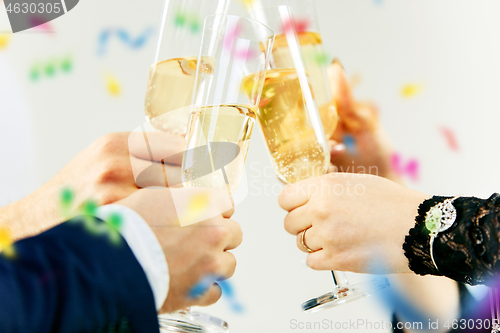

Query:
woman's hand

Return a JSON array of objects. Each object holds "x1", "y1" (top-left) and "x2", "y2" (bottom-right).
[
  {"x1": 327, "y1": 61, "x2": 403, "y2": 184},
  {"x1": 279, "y1": 172, "x2": 430, "y2": 274}
]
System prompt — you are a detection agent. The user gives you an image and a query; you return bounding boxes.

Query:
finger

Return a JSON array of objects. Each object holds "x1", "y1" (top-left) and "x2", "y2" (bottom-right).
[
  {"x1": 296, "y1": 227, "x2": 322, "y2": 253},
  {"x1": 327, "y1": 60, "x2": 356, "y2": 118},
  {"x1": 216, "y1": 251, "x2": 237, "y2": 280},
  {"x1": 328, "y1": 140, "x2": 346, "y2": 158},
  {"x1": 192, "y1": 283, "x2": 222, "y2": 307},
  {"x1": 221, "y1": 219, "x2": 242, "y2": 251},
  {"x1": 306, "y1": 250, "x2": 330, "y2": 271},
  {"x1": 130, "y1": 156, "x2": 182, "y2": 188},
  {"x1": 278, "y1": 178, "x2": 317, "y2": 212},
  {"x1": 213, "y1": 190, "x2": 235, "y2": 219},
  {"x1": 128, "y1": 130, "x2": 185, "y2": 165},
  {"x1": 284, "y1": 206, "x2": 312, "y2": 235}
]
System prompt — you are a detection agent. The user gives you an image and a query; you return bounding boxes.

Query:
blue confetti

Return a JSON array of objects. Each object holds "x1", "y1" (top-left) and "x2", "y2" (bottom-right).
[
  {"x1": 189, "y1": 275, "x2": 245, "y2": 313},
  {"x1": 98, "y1": 27, "x2": 154, "y2": 56},
  {"x1": 343, "y1": 134, "x2": 357, "y2": 155}
]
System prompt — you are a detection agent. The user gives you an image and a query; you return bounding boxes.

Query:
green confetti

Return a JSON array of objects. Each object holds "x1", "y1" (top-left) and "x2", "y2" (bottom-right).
[
  {"x1": 315, "y1": 52, "x2": 330, "y2": 65},
  {"x1": 174, "y1": 11, "x2": 187, "y2": 27},
  {"x1": 81, "y1": 200, "x2": 98, "y2": 216},
  {"x1": 106, "y1": 213, "x2": 123, "y2": 231},
  {"x1": 45, "y1": 62, "x2": 56, "y2": 77},
  {"x1": 60, "y1": 57, "x2": 73, "y2": 72},
  {"x1": 188, "y1": 16, "x2": 201, "y2": 33},
  {"x1": 107, "y1": 229, "x2": 122, "y2": 245},
  {"x1": 29, "y1": 66, "x2": 40, "y2": 81},
  {"x1": 61, "y1": 188, "x2": 74, "y2": 206}
]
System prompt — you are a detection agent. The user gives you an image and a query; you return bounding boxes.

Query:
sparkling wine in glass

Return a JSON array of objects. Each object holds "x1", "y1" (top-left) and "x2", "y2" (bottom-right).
[
  {"x1": 144, "y1": 0, "x2": 230, "y2": 135},
  {"x1": 245, "y1": 0, "x2": 338, "y2": 139},
  {"x1": 246, "y1": 5, "x2": 389, "y2": 313},
  {"x1": 161, "y1": 15, "x2": 274, "y2": 333}
]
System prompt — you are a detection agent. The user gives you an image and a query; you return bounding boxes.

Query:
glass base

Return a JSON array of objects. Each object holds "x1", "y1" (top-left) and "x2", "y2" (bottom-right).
[
  {"x1": 158, "y1": 310, "x2": 229, "y2": 333},
  {"x1": 301, "y1": 278, "x2": 390, "y2": 313}
]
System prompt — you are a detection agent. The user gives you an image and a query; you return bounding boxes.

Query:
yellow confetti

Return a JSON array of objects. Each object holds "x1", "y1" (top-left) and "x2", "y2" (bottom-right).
[
  {"x1": 0, "y1": 227, "x2": 15, "y2": 258},
  {"x1": 0, "y1": 227, "x2": 12, "y2": 249},
  {"x1": 239, "y1": 0, "x2": 255, "y2": 7},
  {"x1": 401, "y1": 83, "x2": 423, "y2": 98},
  {"x1": 188, "y1": 193, "x2": 210, "y2": 212},
  {"x1": 0, "y1": 35, "x2": 10, "y2": 50},
  {"x1": 178, "y1": 192, "x2": 212, "y2": 227},
  {"x1": 105, "y1": 74, "x2": 121, "y2": 96}
]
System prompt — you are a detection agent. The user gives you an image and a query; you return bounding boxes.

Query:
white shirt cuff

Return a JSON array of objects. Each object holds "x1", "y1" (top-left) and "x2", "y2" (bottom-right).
[{"x1": 96, "y1": 204, "x2": 169, "y2": 311}]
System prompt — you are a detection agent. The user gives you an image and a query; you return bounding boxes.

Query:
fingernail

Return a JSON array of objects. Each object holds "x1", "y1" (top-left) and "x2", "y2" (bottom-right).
[
  {"x1": 331, "y1": 143, "x2": 346, "y2": 152},
  {"x1": 331, "y1": 58, "x2": 345, "y2": 72}
]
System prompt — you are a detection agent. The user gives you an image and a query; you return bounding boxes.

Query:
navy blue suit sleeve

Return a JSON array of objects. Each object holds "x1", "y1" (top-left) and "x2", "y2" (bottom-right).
[{"x1": 0, "y1": 217, "x2": 160, "y2": 333}]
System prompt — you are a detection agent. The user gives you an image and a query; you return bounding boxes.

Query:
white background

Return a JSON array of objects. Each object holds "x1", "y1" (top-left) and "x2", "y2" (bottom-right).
[{"x1": 1, "y1": 1, "x2": 499, "y2": 332}]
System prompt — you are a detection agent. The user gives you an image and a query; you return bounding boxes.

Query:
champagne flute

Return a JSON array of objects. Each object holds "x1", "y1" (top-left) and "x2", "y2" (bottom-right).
[
  {"x1": 144, "y1": 0, "x2": 230, "y2": 135},
  {"x1": 244, "y1": 0, "x2": 338, "y2": 139},
  {"x1": 160, "y1": 15, "x2": 274, "y2": 333},
  {"x1": 246, "y1": 5, "x2": 389, "y2": 313},
  {"x1": 182, "y1": 15, "x2": 274, "y2": 195}
]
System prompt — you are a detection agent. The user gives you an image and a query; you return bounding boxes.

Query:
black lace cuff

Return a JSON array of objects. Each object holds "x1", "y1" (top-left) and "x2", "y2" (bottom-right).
[{"x1": 403, "y1": 194, "x2": 500, "y2": 286}]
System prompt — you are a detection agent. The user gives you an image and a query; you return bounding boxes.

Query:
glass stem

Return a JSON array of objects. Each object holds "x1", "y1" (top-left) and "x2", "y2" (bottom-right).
[{"x1": 331, "y1": 271, "x2": 348, "y2": 288}]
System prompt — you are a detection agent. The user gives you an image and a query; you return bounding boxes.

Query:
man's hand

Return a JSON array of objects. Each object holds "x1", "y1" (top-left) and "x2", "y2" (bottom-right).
[
  {"x1": 1, "y1": 132, "x2": 184, "y2": 240},
  {"x1": 116, "y1": 187, "x2": 241, "y2": 312}
]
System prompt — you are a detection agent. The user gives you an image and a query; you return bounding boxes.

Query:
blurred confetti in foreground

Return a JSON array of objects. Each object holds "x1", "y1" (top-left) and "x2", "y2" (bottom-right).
[
  {"x1": 104, "y1": 74, "x2": 121, "y2": 96},
  {"x1": 439, "y1": 126, "x2": 459, "y2": 152},
  {"x1": 342, "y1": 134, "x2": 357, "y2": 155},
  {"x1": 59, "y1": 188, "x2": 124, "y2": 244},
  {"x1": 97, "y1": 27, "x2": 154, "y2": 56},
  {"x1": 401, "y1": 83, "x2": 424, "y2": 98},
  {"x1": 189, "y1": 275, "x2": 244, "y2": 313},
  {"x1": 29, "y1": 16, "x2": 54, "y2": 33},
  {"x1": 390, "y1": 153, "x2": 419, "y2": 182},
  {"x1": 178, "y1": 192, "x2": 211, "y2": 227},
  {"x1": 29, "y1": 55, "x2": 73, "y2": 81},
  {"x1": 0, "y1": 227, "x2": 15, "y2": 258},
  {"x1": 60, "y1": 187, "x2": 75, "y2": 219},
  {"x1": 0, "y1": 35, "x2": 10, "y2": 50}
]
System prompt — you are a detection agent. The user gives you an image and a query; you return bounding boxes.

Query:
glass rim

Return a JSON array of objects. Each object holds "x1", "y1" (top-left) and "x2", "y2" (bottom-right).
[{"x1": 202, "y1": 13, "x2": 275, "y2": 40}]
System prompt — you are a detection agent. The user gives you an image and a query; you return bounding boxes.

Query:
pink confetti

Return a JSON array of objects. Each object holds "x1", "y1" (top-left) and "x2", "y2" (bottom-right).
[
  {"x1": 439, "y1": 126, "x2": 459, "y2": 152},
  {"x1": 223, "y1": 23, "x2": 256, "y2": 61},
  {"x1": 281, "y1": 17, "x2": 311, "y2": 34},
  {"x1": 390, "y1": 153, "x2": 420, "y2": 182},
  {"x1": 224, "y1": 24, "x2": 243, "y2": 50},
  {"x1": 29, "y1": 16, "x2": 54, "y2": 33}
]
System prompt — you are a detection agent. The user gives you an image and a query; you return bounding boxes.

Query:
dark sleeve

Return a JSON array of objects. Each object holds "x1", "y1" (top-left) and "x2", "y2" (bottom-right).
[
  {"x1": 0, "y1": 217, "x2": 159, "y2": 333},
  {"x1": 403, "y1": 194, "x2": 500, "y2": 286}
]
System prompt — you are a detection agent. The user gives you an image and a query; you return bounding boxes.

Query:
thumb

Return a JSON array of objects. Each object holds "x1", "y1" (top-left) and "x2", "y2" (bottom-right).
[{"x1": 327, "y1": 59, "x2": 356, "y2": 118}]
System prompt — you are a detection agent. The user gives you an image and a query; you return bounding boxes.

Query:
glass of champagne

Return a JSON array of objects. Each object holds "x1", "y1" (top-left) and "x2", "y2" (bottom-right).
[
  {"x1": 181, "y1": 15, "x2": 274, "y2": 195},
  {"x1": 144, "y1": 0, "x2": 231, "y2": 135},
  {"x1": 160, "y1": 15, "x2": 274, "y2": 333},
  {"x1": 244, "y1": 0, "x2": 338, "y2": 139},
  {"x1": 246, "y1": 5, "x2": 389, "y2": 313}
]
